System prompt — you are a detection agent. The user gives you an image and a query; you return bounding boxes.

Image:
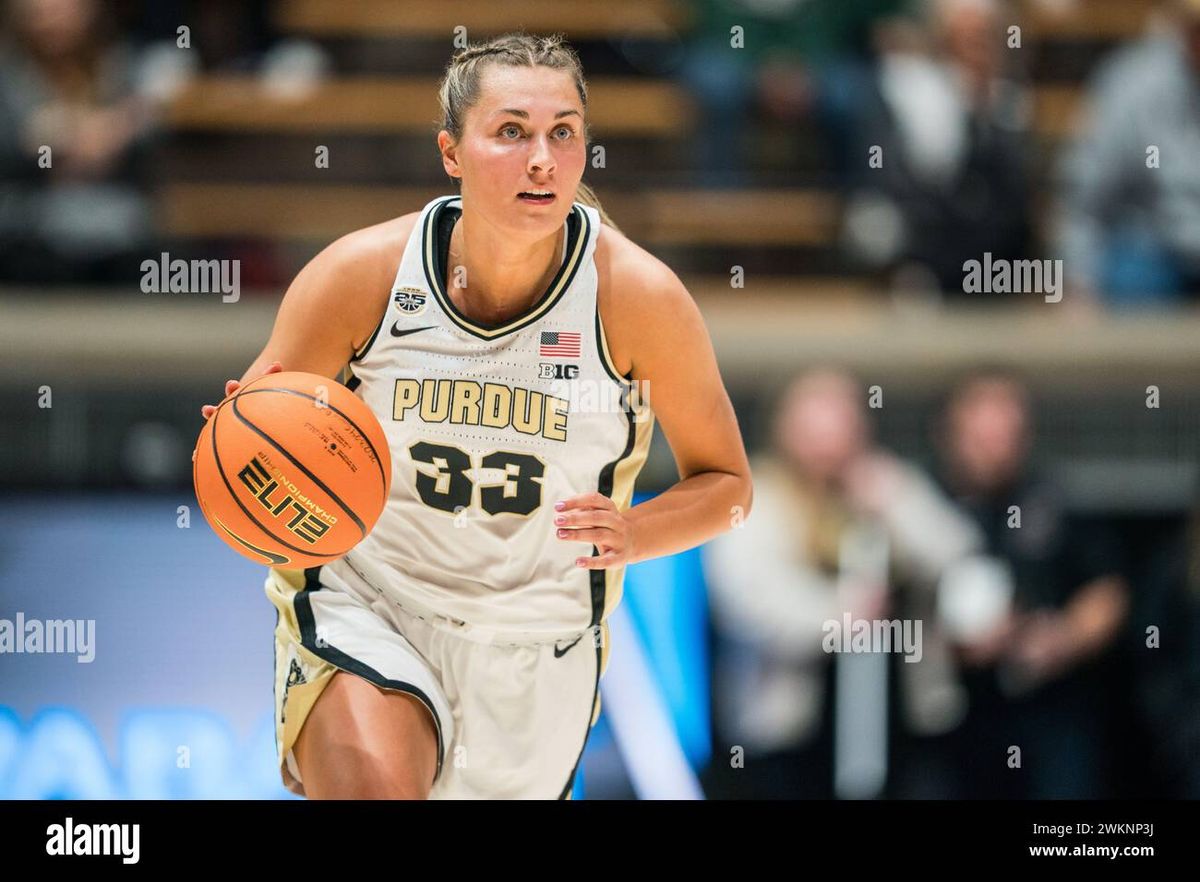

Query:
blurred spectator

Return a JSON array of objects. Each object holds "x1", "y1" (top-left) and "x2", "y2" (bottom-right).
[
  {"x1": 678, "y1": 0, "x2": 912, "y2": 185},
  {"x1": 0, "y1": 0, "x2": 159, "y2": 282},
  {"x1": 701, "y1": 368, "x2": 981, "y2": 798},
  {"x1": 1132, "y1": 486, "x2": 1200, "y2": 797},
  {"x1": 134, "y1": 0, "x2": 328, "y2": 83},
  {"x1": 1055, "y1": 0, "x2": 1200, "y2": 308},
  {"x1": 139, "y1": 0, "x2": 273, "y2": 73},
  {"x1": 931, "y1": 369, "x2": 1130, "y2": 797},
  {"x1": 839, "y1": 0, "x2": 1032, "y2": 298}
]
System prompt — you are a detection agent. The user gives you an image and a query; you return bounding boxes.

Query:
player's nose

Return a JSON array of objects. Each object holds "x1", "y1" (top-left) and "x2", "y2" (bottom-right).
[{"x1": 526, "y1": 134, "x2": 556, "y2": 176}]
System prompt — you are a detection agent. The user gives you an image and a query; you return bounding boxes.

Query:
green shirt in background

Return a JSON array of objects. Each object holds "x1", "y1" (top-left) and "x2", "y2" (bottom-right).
[{"x1": 688, "y1": 0, "x2": 915, "y2": 64}]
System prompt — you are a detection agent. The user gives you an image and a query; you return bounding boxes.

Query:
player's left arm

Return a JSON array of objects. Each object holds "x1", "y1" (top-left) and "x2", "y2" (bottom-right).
[{"x1": 556, "y1": 253, "x2": 753, "y2": 569}]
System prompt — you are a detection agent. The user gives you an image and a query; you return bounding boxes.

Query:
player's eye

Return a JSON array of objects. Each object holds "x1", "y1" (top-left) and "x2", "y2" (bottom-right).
[
  {"x1": 553, "y1": 125, "x2": 574, "y2": 140},
  {"x1": 499, "y1": 124, "x2": 523, "y2": 139}
]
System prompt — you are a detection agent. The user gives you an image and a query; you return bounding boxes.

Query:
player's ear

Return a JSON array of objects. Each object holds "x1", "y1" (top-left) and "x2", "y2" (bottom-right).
[{"x1": 437, "y1": 130, "x2": 462, "y2": 180}]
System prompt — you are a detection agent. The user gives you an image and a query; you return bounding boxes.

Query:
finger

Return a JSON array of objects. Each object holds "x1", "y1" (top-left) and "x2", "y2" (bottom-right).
[
  {"x1": 575, "y1": 552, "x2": 622, "y2": 570},
  {"x1": 553, "y1": 508, "x2": 618, "y2": 529},
  {"x1": 224, "y1": 380, "x2": 240, "y2": 397},
  {"x1": 556, "y1": 527, "x2": 618, "y2": 546},
  {"x1": 201, "y1": 404, "x2": 216, "y2": 419},
  {"x1": 266, "y1": 361, "x2": 283, "y2": 373},
  {"x1": 554, "y1": 492, "x2": 615, "y2": 513}
]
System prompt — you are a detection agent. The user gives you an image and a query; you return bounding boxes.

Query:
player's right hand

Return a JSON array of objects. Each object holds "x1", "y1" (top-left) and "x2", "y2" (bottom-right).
[{"x1": 200, "y1": 361, "x2": 283, "y2": 421}]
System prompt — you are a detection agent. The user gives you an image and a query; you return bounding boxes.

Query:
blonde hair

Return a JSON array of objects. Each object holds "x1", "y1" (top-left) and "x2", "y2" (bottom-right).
[{"x1": 436, "y1": 31, "x2": 620, "y2": 232}]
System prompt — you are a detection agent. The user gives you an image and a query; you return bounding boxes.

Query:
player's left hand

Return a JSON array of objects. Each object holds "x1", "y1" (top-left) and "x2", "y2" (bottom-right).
[{"x1": 553, "y1": 492, "x2": 635, "y2": 570}]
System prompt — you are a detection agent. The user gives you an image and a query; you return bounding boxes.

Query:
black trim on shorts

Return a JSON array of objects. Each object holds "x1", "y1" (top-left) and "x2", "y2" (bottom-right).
[
  {"x1": 559, "y1": 633, "x2": 603, "y2": 800},
  {"x1": 292, "y1": 566, "x2": 447, "y2": 785},
  {"x1": 272, "y1": 605, "x2": 281, "y2": 757}
]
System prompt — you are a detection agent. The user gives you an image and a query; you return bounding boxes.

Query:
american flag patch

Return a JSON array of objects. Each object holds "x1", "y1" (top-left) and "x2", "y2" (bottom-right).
[{"x1": 539, "y1": 331, "x2": 581, "y2": 358}]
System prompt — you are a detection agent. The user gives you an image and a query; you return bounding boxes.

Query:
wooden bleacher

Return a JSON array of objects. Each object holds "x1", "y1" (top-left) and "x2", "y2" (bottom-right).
[
  {"x1": 153, "y1": 0, "x2": 1164, "y2": 282},
  {"x1": 1022, "y1": 0, "x2": 1158, "y2": 41},
  {"x1": 163, "y1": 73, "x2": 1114, "y2": 146},
  {"x1": 275, "y1": 0, "x2": 692, "y2": 39},
  {"x1": 271, "y1": 0, "x2": 1151, "y2": 44},
  {"x1": 158, "y1": 183, "x2": 839, "y2": 247},
  {"x1": 167, "y1": 75, "x2": 693, "y2": 135},
  {"x1": 1033, "y1": 84, "x2": 1085, "y2": 140},
  {"x1": 1023, "y1": 0, "x2": 1159, "y2": 141}
]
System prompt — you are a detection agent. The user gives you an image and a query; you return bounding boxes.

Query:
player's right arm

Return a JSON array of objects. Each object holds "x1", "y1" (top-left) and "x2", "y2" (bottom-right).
[{"x1": 200, "y1": 214, "x2": 419, "y2": 419}]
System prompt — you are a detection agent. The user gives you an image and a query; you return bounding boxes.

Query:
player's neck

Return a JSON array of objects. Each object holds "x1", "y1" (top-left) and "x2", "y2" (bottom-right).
[{"x1": 446, "y1": 213, "x2": 563, "y2": 326}]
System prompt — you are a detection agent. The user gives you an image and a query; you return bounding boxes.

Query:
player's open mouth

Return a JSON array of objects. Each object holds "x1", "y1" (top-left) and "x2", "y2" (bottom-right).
[{"x1": 517, "y1": 190, "x2": 555, "y2": 205}]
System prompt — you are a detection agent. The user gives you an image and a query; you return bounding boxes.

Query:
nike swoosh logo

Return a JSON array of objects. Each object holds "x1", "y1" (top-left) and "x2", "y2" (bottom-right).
[
  {"x1": 213, "y1": 514, "x2": 290, "y2": 566},
  {"x1": 391, "y1": 323, "x2": 436, "y2": 338},
  {"x1": 554, "y1": 634, "x2": 584, "y2": 658}
]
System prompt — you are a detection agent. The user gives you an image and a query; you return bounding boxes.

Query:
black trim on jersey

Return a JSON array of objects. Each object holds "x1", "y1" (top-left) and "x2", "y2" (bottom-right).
[
  {"x1": 351, "y1": 256, "x2": 403, "y2": 363},
  {"x1": 559, "y1": 636, "x2": 603, "y2": 800},
  {"x1": 556, "y1": 376, "x2": 643, "y2": 796},
  {"x1": 593, "y1": 306, "x2": 633, "y2": 388},
  {"x1": 293, "y1": 567, "x2": 447, "y2": 785},
  {"x1": 421, "y1": 196, "x2": 589, "y2": 340},
  {"x1": 560, "y1": 386, "x2": 639, "y2": 798},
  {"x1": 350, "y1": 309, "x2": 386, "y2": 364},
  {"x1": 589, "y1": 396, "x2": 639, "y2": 628},
  {"x1": 344, "y1": 373, "x2": 362, "y2": 393}
]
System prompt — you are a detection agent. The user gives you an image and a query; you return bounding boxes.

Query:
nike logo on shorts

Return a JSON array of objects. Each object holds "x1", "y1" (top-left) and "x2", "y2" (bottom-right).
[{"x1": 554, "y1": 634, "x2": 584, "y2": 658}]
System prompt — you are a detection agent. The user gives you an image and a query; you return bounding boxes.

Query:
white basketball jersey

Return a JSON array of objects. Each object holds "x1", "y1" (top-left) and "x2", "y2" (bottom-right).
[{"x1": 318, "y1": 194, "x2": 655, "y2": 638}]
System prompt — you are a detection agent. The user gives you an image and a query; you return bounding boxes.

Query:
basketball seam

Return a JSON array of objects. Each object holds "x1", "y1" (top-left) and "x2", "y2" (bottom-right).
[
  {"x1": 230, "y1": 395, "x2": 368, "y2": 539},
  {"x1": 235, "y1": 386, "x2": 389, "y2": 496},
  {"x1": 206, "y1": 402, "x2": 345, "y2": 562}
]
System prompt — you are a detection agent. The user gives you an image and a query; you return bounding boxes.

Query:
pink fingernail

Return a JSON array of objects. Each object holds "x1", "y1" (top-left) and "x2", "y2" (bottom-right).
[{"x1": 554, "y1": 501, "x2": 565, "y2": 511}]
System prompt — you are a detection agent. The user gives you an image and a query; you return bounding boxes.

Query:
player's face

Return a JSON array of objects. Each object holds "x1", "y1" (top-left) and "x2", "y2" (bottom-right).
[{"x1": 452, "y1": 65, "x2": 587, "y2": 235}]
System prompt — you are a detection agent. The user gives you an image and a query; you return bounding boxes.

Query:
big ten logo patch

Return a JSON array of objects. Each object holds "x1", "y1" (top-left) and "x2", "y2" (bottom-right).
[{"x1": 539, "y1": 363, "x2": 579, "y2": 380}]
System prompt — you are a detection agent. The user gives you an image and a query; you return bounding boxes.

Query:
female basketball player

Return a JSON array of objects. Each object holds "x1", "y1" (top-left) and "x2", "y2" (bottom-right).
[{"x1": 201, "y1": 33, "x2": 752, "y2": 799}]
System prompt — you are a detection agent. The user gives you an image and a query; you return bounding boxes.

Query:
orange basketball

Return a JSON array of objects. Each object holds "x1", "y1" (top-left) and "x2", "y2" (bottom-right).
[{"x1": 193, "y1": 371, "x2": 392, "y2": 569}]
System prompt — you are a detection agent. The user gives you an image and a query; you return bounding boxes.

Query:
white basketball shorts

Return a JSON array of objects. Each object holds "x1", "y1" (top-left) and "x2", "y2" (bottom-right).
[{"x1": 265, "y1": 566, "x2": 609, "y2": 799}]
